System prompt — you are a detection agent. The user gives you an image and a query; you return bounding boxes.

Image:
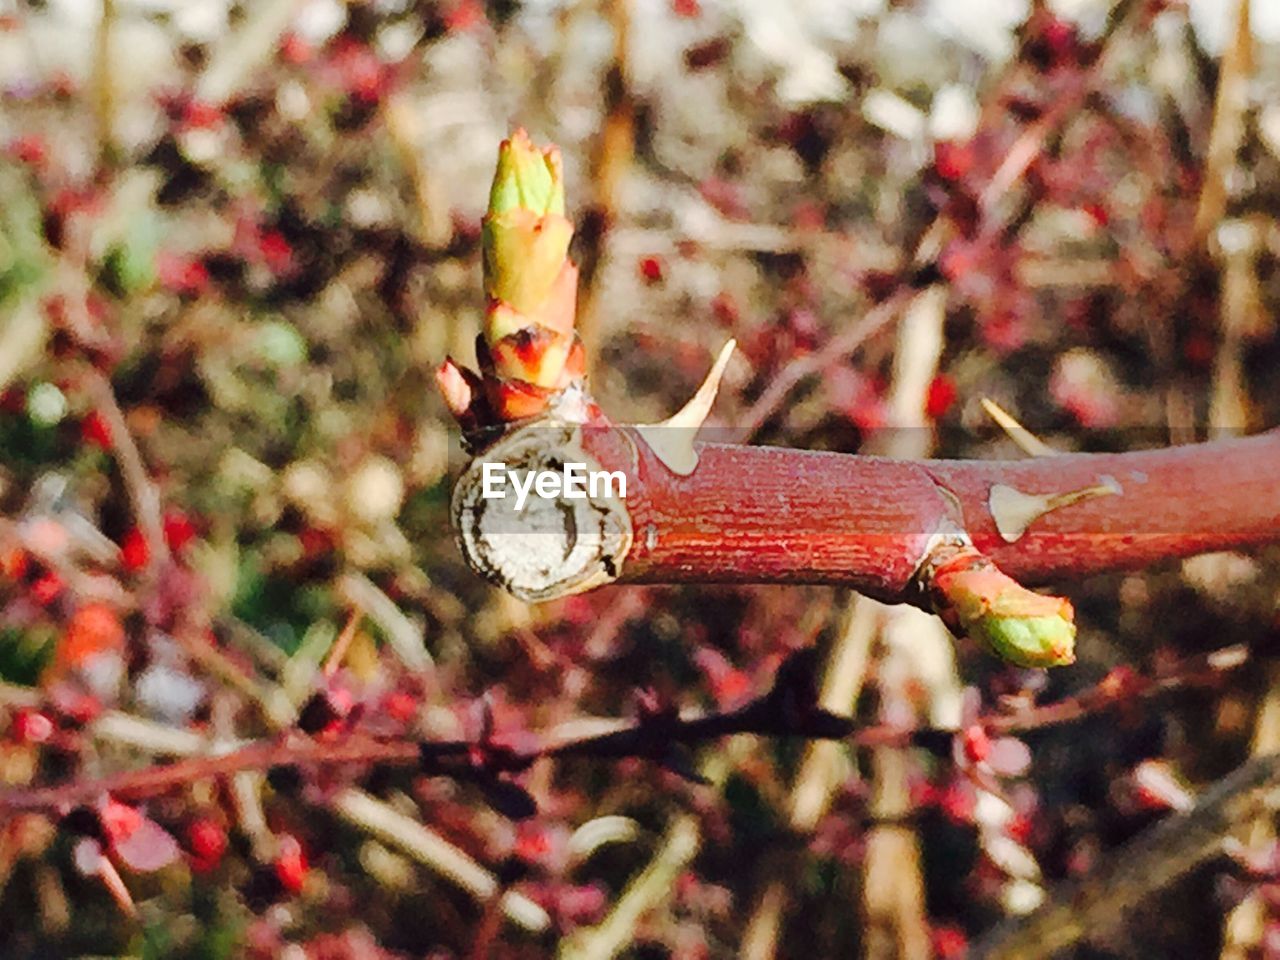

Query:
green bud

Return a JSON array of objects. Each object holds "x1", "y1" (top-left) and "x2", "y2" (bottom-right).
[
  {"x1": 970, "y1": 610, "x2": 1076, "y2": 669},
  {"x1": 482, "y1": 211, "x2": 574, "y2": 315},
  {"x1": 487, "y1": 129, "x2": 564, "y2": 218},
  {"x1": 931, "y1": 552, "x2": 1077, "y2": 669}
]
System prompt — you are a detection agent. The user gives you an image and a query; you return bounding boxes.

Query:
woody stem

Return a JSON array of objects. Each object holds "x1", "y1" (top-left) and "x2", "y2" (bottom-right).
[{"x1": 453, "y1": 425, "x2": 1280, "y2": 603}]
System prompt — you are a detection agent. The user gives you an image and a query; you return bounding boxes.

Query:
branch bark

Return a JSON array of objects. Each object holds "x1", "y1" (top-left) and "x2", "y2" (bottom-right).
[{"x1": 453, "y1": 425, "x2": 1280, "y2": 604}]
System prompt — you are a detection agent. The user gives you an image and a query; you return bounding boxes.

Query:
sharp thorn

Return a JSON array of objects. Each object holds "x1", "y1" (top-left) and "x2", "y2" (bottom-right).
[
  {"x1": 636, "y1": 340, "x2": 737, "y2": 476},
  {"x1": 980, "y1": 397, "x2": 1057, "y2": 458}
]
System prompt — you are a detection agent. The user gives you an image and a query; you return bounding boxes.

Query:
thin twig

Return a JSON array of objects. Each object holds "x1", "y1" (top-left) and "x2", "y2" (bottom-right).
[
  {"x1": 1194, "y1": 0, "x2": 1254, "y2": 244},
  {"x1": 559, "y1": 813, "x2": 701, "y2": 960},
  {"x1": 332, "y1": 789, "x2": 551, "y2": 933},
  {"x1": 323, "y1": 607, "x2": 364, "y2": 678},
  {"x1": 82, "y1": 367, "x2": 169, "y2": 573},
  {"x1": 0, "y1": 644, "x2": 1248, "y2": 815},
  {"x1": 336, "y1": 572, "x2": 433, "y2": 672},
  {"x1": 91, "y1": 0, "x2": 116, "y2": 163},
  {"x1": 576, "y1": 0, "x2": 635, "y2": 378},
  {"x1": 736, "y1": 290, "x2": 909, "y2": 439},
  {"x1": 1221, "y1": 664, "x2": 1280, "y2": 960}
]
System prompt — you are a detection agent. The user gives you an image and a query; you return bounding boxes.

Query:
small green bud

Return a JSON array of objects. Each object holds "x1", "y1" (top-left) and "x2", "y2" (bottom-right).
[
  {"x1": 931, "y1": 550, "x2": 1077, "y2": 668},
  {"x1": 487, "y1": 129, "x2": 564, "y2": 218},
  {"x1": 971, "y1": 609, "x2": 1076, "y2": 669},
  {"x1": 482, "y1": 211, "x2": 574, "y2": 315}
]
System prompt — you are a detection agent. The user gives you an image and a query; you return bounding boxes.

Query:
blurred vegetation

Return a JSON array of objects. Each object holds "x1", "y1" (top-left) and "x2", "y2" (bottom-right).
[{"x1": 0, "y1": 0, "x2": 1278, "y2": 958}]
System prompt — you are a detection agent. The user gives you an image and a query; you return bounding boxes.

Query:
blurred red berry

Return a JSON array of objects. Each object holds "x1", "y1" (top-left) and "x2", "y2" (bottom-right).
[
  {"x1": 513, "y1": 823, "x2": 551, "y2": 862},
  {"x1": 559, "y1": 595, "x2": 595, "y2": 626},
  {"x1": 330, "y1": 686, "x2": 355, "y2": 717},
  {"x1": 676, "y1": 871, "x2": 699, "y2": 901},
  {"x1": 182, "y1": 100, "x2": 223, "y2": 130},
  {"x1": 12, "y1": 709, "x2": 53, "y2": 744},
  {"x1": 827, "y1": 367, "x2": 886, "y2": 432},
  {"x1": 258, "y1": 230, "x2": 294, "y2": 273},
  {"x1": 1050, "y1": 349, "x2": 1119, "y2": 428},
  {"x1": 384, "y1": 690, "x2": 417, "y2": 724},
  {"x1": 331, "y1": 38, "x2": 389, "y2": 103},
  {"x1": 671, "y1": 0, "x2": 701, "y2": 17},
  {"x1": 1082, "y1": 202, "x2": 1109, "y2": 228},
  {"x1": 298, "y1": 686, "x2": 356, "y2": 736},
  {"x1": 279, "y1": 33, "x2": 313, "y2": 65},
  {"x1": 156, "y1": 253, "x2": 210, "y2": 297},
  {"x1": 81, "y1": 410, "x2": 113, "y2": 450},
  {"x1": 934, "y1": 140, "x2": 974, "y2": 181},
  {"x1": 187, "y1": 818, "x2": 228, "y2": 873},
  {"x1": 274, "y1": 835, "x2": 308, "y2": 895},
  {"x1": 443, "y1": 0, "x2": 486, "y2": 31},
  {"x1": 547, "y1": 883, "x2": 607, "y2": 925},
  {"x1": 48, "y1": 185, "x2": 103, "y2": 223},
  {"x1": 1098, "y1": 665, "x2": 1142, "y2": 700},
  {"x1": 1, "y1": 547, "x2": 29, "y2": 581},
  {"x1": 120, "y1": 528, "x2": 150, "y2": 572},
  {"x1": 1131, "y1": 759, "x2": 1193, "y2": 812},
  {"x1": 50, "y1": 688, "x2": 103, "y2": 725},
  {"x1": 638, "y1": 255, "x2": 665, "y2": 284},
  {"x1": 910, "y1": 778, "x2": 938, "y2": 808},
  {"x1": 31, "y1": 570, "x2": 65, "y2": 606},
  {"x1": 938, "y1": 780, "x2": 976, "y2": 824},
  {"x1": 979, "y1": 311, "x2": 1028, "y2": 354},
  {"x1": 938, "y1": 243, "x2": 976, "y2": 283},
  {"x1": 8, "y1": 134, "x2": 47, "y2": 167},
  {"x1": 1183, "y1": 331, "x2": 1215, "y2": 368},
  {"x1": 693, "y1": 648, "x2": 752, "y2": 708},
  {"x1": 791, "y1": 200, "x2": 826, "y2": 232},
  {"x1": 59, "y1": 603, "x2": 125, "y2": 669},
  {"x1": 925, "y1": 374, "x2": 958, "y2": 419},
  {"x1": 298, "y1": 526, "x2": 335, "y2": 558},
  {"x1": 106, "y1": 806, "x2": 181, "y2": 873},
  {"x1": 961, "y1": 725, "x2": 992, "y2": 765},
  {"x1": 1006, "y1": 812, "x2": 1034, "y2": 845},
  {"x1": 1043, "y1": 17, "x2": 1078, "y2": 64},
  {"x1": 163, "y1": 511, "x2": 198, "y2": 553},
  {"x1": 932, "y1": 924, "x2": 969, "y2": 959},
  {"x1": 100, "y1": 798, "x2": 143, "y2": 847},
  {"x1": 46, "y1": 71, "x2": 76, "y2": 98}
]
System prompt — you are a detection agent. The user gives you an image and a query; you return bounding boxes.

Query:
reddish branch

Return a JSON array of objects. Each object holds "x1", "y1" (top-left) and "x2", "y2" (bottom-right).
[
  {"x1": 443, "y1": 129, "x2": 1280, "y2": 668},
  {"x1": 453, "y1": 418, "x2": 1279, "y2": 636},
  {"x1": 610, "y1": 429, "x2": 1280, "y2": 598}
]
